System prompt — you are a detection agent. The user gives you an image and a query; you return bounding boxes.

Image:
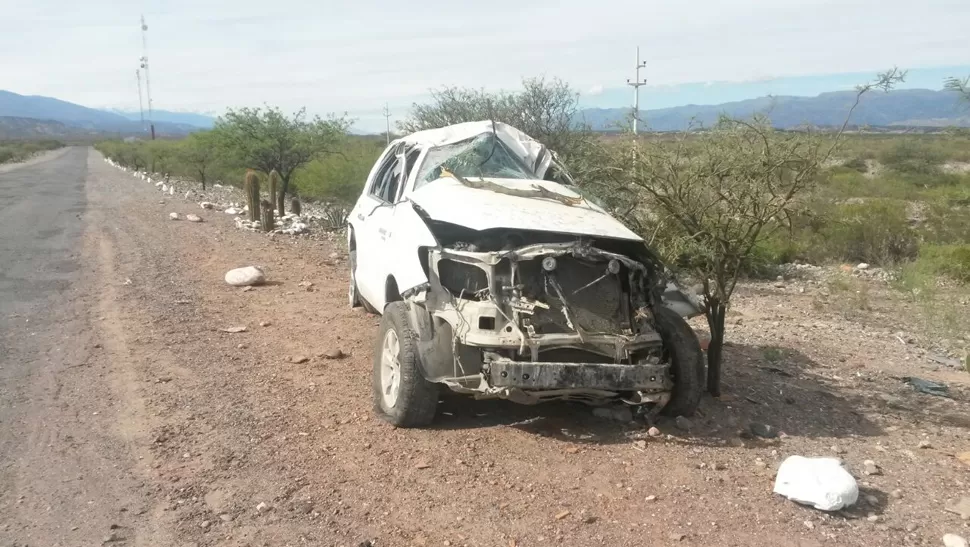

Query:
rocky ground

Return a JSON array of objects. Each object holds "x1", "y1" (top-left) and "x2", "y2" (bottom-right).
[{"x1": 4, "y1": 149, "x2": 970, "y2": 547}]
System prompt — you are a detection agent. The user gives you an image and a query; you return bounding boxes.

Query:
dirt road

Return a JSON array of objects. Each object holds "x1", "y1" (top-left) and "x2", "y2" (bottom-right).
[{"x1": 2, "y1": 148, "x2": 969, "y2": 546}]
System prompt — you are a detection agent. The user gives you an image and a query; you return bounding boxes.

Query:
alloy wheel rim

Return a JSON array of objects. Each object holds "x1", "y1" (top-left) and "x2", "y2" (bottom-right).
[{"x1": 380, "y1": 329, "x2": 402, "y2": 407}]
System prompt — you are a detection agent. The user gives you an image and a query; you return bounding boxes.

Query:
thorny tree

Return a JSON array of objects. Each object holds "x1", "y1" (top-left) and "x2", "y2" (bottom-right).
[
  {"x1": 605, "y1": 69, "x2": 905, "y2": 396},
  {"x1": 945, "y1": 76, "x2": 970, "y2": 102},
  {"x1": 214, "y1": 106, "x2": 350, "y2": 215},
  {"x1": 178, "y1": 131, "x2": 218, "y2": 190},
  {"x1": 399, "y1": 77, "x2": 595, "y2": 172}
]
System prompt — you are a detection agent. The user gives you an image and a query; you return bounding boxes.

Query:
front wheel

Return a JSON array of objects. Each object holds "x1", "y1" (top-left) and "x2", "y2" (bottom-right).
[
  {"x1": 372, "y1": 302, "x2": 439, "y2": 427},
  {"x1": 655, "y1": 307, "x2": 705, "y2": 417}
]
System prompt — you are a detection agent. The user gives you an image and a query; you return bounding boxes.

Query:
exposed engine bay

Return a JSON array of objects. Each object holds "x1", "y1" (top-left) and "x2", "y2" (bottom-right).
[{"x1": 405, "y1": 223, "x2": 684, "y2": 408}]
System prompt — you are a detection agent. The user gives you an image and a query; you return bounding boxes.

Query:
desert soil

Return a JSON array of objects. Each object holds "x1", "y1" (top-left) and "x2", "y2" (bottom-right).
[{"x1": 2, "y1": 148, "x2": 970, "y2": 547}]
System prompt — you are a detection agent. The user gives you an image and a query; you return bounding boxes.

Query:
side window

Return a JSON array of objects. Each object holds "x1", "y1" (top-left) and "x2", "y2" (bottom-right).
[
  {"x1": 368, "y1": 154, "x2": 397, "y2": 201},
  {"x1": 380, "y1": 160, "x2": 402, "y2": 203},
  {"x1": 403, "y1": 148, "x2": 421, "y2": 189}
]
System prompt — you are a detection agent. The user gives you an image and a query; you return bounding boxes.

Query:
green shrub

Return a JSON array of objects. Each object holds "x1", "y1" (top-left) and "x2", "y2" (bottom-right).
[
  {"x1": 879, "y1": 140, "x2": 945, "y2": 174},
  {"x1": 842, "y1": 156, "x2": 868, "y2": 172},
  {"x1": 916, "y1": 244, "x2": 970, "y2": 283},
  {"x1": 0, "y1": 139, "x2": 63, "y2": 164},
  {"x1": 813, "y1": 199, "x2": 920, "y2": 265},
  {"x1": 918, "y1": 200, "x2": 970, "y2": 245}
]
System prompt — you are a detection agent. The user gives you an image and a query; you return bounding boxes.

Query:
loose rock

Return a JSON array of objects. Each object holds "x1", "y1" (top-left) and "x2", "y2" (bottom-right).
[
  {"x1": 863, "y1": 460, "x2": 881, "y2": 476},
  {"x1": 647, "y1": 426, "x2": 661, "y2": 437},
  {"x1": 287, "y1": 355, "x2": 309, "y2": 364},
  {"x1": 169, "y1": 212, "x2": 180, "y2": 220},
  {"x1": 945, "y1": 497, "x2": 970, "y2": 519},
  {"x1": 674, "y1": 416, "x2": 692, "y2": 431},
  {"x1": 944, "y1": 534, "x2": 969, "y2": 547},
  {"x1": 918, "y1": 439, "x2": 932, "y2": 449},
  {"x1": 186, "y1": 214, "x2": 202, "y2": 223},
  {"x1": 320, "y1": 348, "x2": 345, "y2": 360},
  {"x1": 200, "y1": 202, "x2": 214, "y2": 209},
  {"x1": 225, "y1": 266, "x2": 265, "y2": 287},
  {"x1": 256, "y1": 502, "x2": 270, "y2": 513},
  {"x1": 749, "y1": 422, "x2": 778, "y2": 439}
]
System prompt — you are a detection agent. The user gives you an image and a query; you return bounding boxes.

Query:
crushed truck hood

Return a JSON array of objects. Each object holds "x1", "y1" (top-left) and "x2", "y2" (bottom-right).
[{"x1": 409, "y1": 177, "x2": 643, "y2": 241}]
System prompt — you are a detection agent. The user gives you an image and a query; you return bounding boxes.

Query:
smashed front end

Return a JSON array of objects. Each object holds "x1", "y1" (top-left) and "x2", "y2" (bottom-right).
[{"x1": 408, "y1": 234, "x2": 678, "y2": 407}]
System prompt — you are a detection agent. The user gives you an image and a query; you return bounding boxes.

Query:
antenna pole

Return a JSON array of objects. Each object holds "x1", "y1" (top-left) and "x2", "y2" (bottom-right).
[
  {"x1": 136, "y1": 69, "x2": 145, "y2": 131},
  {"x1": 382, "y1": 103, "x2": 391, "y2": 145},
  {"x1": 626, "y1": 46, "x2": 648, "y2": 135},
  {"x1": 139, "y1": 15, "x2": 155, "y2": 140}
]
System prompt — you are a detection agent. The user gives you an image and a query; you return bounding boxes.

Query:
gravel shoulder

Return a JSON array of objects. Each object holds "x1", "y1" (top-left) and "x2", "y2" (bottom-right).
[{"x1": 4, "y1": 148, "x2": 970, "y2": 546}]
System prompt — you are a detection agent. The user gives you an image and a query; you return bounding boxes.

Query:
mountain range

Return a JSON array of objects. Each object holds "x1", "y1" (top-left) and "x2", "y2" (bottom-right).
[
  {"x1": 583, "y1": 89, "x2": 970, "y2": 131},
  {"x1": 2, "y1": 87, "x2": 969, "y2": 139},
  {"x1": 0, "y1": 90, "x2": 214, "y2": 138}
]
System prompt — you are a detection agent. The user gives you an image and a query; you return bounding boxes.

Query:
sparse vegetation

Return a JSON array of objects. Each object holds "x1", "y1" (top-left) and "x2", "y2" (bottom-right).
[
  {"x1": 0, "y1": 139, "x2": 63, "y2": 164},
  {"x1": 92, "y1": 75, "x2": 970, "y2": 361}
]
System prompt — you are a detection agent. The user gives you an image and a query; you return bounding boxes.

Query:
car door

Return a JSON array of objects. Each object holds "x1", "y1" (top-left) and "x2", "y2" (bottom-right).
[{"x1": 352, "y1": 144, "x2": 403, "y2": 311}]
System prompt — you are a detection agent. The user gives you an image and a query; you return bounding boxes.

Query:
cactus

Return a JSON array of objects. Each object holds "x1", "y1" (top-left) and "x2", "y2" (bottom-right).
[
  {"x1": 261, "y1": 199, "x2": 275, "y2": 232},
  {"x1": 291, "y1": 196, "x2": 302, "y2": 216},
  {"x1": 244, "y1": 170, "x2": 261, "y2": 224},
  {"x1": 268, "y1": 170, "x2": 280, "y2": 214}
]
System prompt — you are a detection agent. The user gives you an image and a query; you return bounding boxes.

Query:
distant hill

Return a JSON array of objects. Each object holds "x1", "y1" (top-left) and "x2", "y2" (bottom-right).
[
  {"x1": 0, "y1": 90, "x2": 199, "y2": 137},
  {"x1": 108, "y1": 109, "x2": 216, "y2": 129},
  {"x1": 0, "y1": 116, "x2": 74, "y2": 139},
  {"x1": 581, "y1": 89, "x2": 970, "y2": 131}
]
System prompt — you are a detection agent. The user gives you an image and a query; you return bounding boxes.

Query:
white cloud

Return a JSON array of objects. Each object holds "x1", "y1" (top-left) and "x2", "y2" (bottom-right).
[
  {"x1": 1, "y1": 0, "x2": 968, "y2": 116},
  {"x1": 586, "y1": 84, "x2": 605, "y2": 96}
]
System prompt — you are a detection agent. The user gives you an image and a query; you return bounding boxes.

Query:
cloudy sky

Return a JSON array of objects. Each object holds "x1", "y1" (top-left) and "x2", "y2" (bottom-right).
[{"x1": 3, "y1": 0, "x2": 969, "y2": 131}]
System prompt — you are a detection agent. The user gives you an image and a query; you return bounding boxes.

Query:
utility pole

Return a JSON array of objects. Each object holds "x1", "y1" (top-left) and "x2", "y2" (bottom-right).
[
  {"x1": 626, "y1": 46, "x2": 648, "y2": 135},
  {"x1": 135, "y1": 69, "x2": 145, "y2": 132},
  {"x1": 382, "y1": 103, "x2": 391, "y2": 145},
  {"x1": 139, "y1": 15, "x2": 155, "y2": 140}
]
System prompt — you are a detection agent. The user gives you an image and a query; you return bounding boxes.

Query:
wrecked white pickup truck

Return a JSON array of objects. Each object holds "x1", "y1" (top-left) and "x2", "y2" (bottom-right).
[{"x1": 348, "y1": 121, "x2": 705, "y2": 427}]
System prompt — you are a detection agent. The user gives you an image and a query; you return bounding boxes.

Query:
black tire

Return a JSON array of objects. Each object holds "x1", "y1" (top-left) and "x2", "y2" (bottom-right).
[
  {"x1": 372, "y1": 302, "x2": 439, "y2": 427},
  {"x1": 655, "y1": 306, "x2": 705, "y2": 417}
]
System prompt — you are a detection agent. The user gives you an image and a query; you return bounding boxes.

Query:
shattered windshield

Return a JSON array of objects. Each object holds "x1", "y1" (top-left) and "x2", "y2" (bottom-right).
[{"x1": 414, "y1": 132, "x2": 534, "y2": 188}]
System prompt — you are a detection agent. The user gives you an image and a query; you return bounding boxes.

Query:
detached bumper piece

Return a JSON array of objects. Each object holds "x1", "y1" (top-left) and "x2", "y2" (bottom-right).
[{"x1": 487, "y1": 359, "x2": 671, "y2": 391}]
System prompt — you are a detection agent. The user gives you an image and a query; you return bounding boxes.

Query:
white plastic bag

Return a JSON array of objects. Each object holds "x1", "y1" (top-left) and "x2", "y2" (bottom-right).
[{"x1": 773, "y1": 456, "x2": 858, "y2": 511}]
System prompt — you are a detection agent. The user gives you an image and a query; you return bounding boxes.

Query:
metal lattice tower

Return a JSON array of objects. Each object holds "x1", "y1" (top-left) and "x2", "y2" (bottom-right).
[
  {"x1": 626, "y1": 46, "x2": 648, "y2": 135},
  {"x1": 139, "y1": 16, "x2": 155, "y2": 139},
  {"x1": 382, "y1": 103, "x2": 391, "y2": 145},
  {"x1": 135, "y1": 69, "x2": 145, "y2": 131}
]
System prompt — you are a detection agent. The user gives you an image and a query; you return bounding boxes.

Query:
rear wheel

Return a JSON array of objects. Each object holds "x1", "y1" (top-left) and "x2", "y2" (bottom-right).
[
  {"x1": 655, "y1": 307, "x2": 705, "y2": 417},
  {"x1": 372, "y1": 302, "x2": 439, "y2": 427}
]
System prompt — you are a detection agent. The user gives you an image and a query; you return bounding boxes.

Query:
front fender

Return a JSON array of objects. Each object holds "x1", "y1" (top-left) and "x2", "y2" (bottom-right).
[{"x1": 386, "y1": 201, "x2": 437, "y2": 295}]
